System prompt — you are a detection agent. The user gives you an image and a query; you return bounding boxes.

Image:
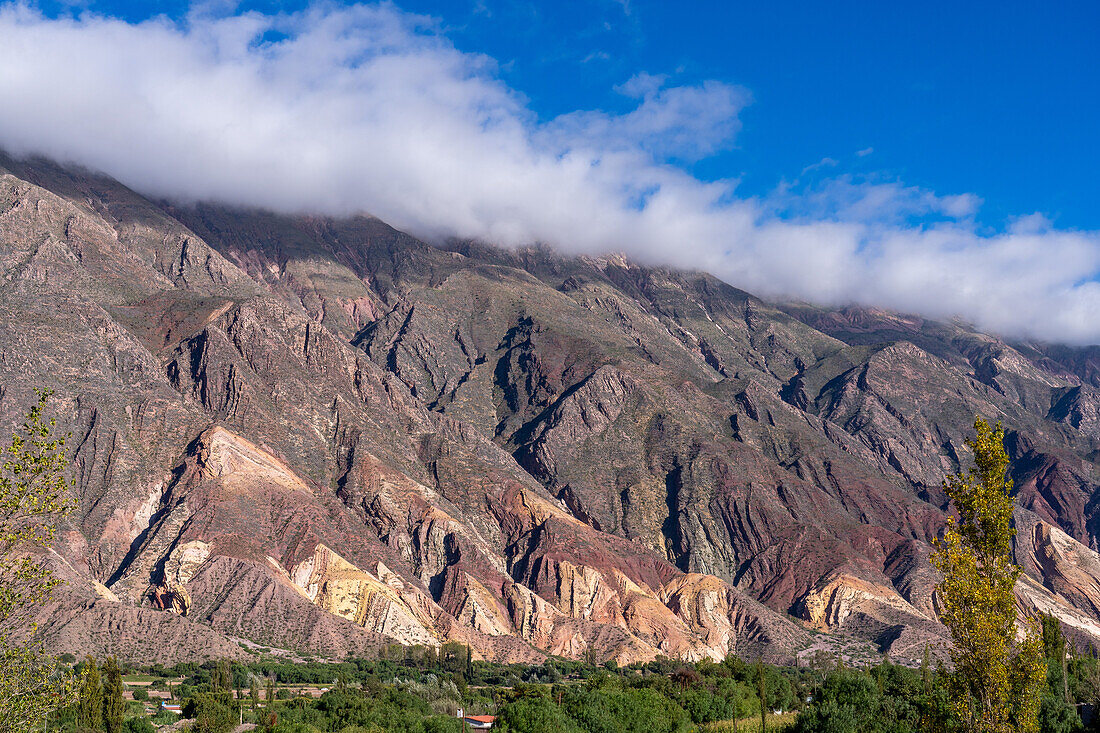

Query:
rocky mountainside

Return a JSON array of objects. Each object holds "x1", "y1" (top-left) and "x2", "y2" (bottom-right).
[{"x1": 3, "y1": 152, "x2": 1100, "y2": 665}]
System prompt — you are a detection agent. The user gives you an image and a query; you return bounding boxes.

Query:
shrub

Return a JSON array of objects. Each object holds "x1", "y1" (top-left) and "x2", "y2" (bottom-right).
[
  {"x1": 392, "y1": 674, "x2": 460, "y2": 703},
  {"x1": 150, "y1": 709, "x2": 177, "y2": 726},
  {"x1": 121, "y1": 718, "x2": 154, "y2": 733},
  {"x1": 182, "y1": 693, "x2": 237, "y2": 733},
  {"x1": 496, "y1": 691, "x2": 582, "y2": 733},
  {"x1": 423, "y1": 716, "x2": 463, "y2": 733},
  {"x1": 562, "y1": 686, "x2": 692, "y2": 733},
  {"x1": 680, "y1": 687, "x2": 733, "y2": 724},
  {"x1": 792, "y1": 668, "x2": 922, "y2": 733},
  {"x1": 1038, "y1": 691, "x2": 1081, "y2": 733}
]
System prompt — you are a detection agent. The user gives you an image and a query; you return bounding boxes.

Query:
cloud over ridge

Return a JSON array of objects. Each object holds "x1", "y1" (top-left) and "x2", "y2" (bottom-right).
[{"x1": 1, "y1": 3, "x2": 1098, "y2": 343}]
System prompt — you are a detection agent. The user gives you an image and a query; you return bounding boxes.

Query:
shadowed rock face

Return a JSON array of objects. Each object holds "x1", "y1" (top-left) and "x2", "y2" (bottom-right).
[{"x1": 3, "y1": 152, "x2": 1100, "y2": 665}]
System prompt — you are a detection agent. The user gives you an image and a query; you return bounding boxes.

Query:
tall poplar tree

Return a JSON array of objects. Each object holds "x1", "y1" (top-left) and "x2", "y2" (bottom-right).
[
  {"x1": 756, "y1": 658, "x2": 768, "y2": 733},
  {"x1": 1041, "y1": 613, "x2": 1069, "y2": 704},
  {"x1": 100, "y1": 657, "x2": 124, "y2": 733},
  {"x1": 0, "y1": 390, "x2": 76, "y2": 733},
  {"x1": 213, "y1": 660, "x2": 232, "y2": 693},
  {"x1": 931, "y1": 418, "x2": 1044, "y2": 733},
  {"x1": 77, "y1": 658, "x2": 102, "y2": 732}
]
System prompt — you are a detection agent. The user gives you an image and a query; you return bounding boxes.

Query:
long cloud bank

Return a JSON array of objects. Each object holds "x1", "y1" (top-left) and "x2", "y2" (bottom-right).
[{"x1": 1, "y1": 3, "x2": 1099, "y2": 343}]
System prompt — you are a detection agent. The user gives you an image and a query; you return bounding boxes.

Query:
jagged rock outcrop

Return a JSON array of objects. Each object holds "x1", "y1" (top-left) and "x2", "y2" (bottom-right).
[
  {"x1": 5, "y1": 152, "x2": 1100, "y2": 665},
  {"x1": 797, "y1": 573, "x2": 930, "y2": 630},
  {"x1": 289, "y1": 543, "x2": 440, "y2": 646}
]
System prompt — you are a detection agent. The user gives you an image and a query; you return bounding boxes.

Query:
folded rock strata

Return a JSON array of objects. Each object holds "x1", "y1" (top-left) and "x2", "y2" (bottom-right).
[{"x1": 3, "y1": 152, "x2": 1100, "y2": 665}]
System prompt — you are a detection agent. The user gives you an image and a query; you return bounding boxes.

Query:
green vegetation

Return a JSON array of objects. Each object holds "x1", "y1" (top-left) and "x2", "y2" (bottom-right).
[
  {"x1": 78, "y1": 657, "x2": 103, "y2": 732},
  {"x1": 182, "y1": 694, "x2": 236, "y2": 733},
  {"x1": 0, "y1": 390, "x2": 76, "y2": 733},
  {"x1": 103, "y1": 658, "x2": 125, "y2": 733},
  {"x1": 39, "y1": 607, "x2": 1100, "y2": 733},
  {"x1": 931, "y1": 418, "x2": 1044, "y2": 733},
  {"x1": 697, "y1": 713, "x2": 797, "y2": 732},
  {"x1": 36, "y1": 650, "x2": 806, "y2": 733},
  {"x1": 44, "y1": 652, "x2": 795, "y2": 733}
]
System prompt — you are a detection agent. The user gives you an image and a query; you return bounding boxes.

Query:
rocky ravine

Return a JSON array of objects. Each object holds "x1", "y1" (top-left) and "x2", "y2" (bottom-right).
[{"x1": 3, "y1": 152, "x2": 1100, "y2": 665}]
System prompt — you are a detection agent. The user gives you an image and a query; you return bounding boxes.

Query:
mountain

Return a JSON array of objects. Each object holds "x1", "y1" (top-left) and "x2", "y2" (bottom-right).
[{"x1": 3, "y1": 152, "x2": 1100, "y2": 666}]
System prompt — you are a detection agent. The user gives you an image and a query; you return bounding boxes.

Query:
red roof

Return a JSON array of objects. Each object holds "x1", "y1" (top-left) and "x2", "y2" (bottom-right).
[{"x1": 464, "y1": 715, "x2": 496, "y2": 723}]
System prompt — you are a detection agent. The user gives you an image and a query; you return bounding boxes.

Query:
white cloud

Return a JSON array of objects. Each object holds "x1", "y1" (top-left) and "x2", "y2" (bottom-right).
[
  {"x1": 544, "y1": 76, "x2": 749, "y2": 161},
  {"x1": 0, "y1": 3, "x2": 1099, "y2": 344},
  {"x1": 800, "y1": 157, "x2": 839, "y2": 176},
  {"x1": 774, "y1": 176, "x2": 982, "y2": 224},
  {"x1": 615, "y1": 72, "x2": 667, "y2": 98},
  {"x1": 581, "y1": 50, "x2": 611, "y2": 63}
]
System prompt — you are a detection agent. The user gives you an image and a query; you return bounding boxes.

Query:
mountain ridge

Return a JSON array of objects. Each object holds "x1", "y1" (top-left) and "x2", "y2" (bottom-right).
[{"x1": 3, "y1": 150, "x2": 1100, "y2": 665}]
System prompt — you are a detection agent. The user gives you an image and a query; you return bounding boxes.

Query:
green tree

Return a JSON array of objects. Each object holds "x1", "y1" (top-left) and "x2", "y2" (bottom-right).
[
  {"x1": 1039, "y1": 615, "x2": 1081, "y2": 731},
  {"x1": 0, "y1": 390, "x2": 76, "y2": 733},
  {"x1": 250, "y1": 677, "x2": 260, "y2": 712},
  {"x1": 561, "y1": 685, "x2": 692, "y2": 733},
  {"x1": 183, "y1": 694, "x2": 236, "y2": 733},
  {"x1": 794, "y1": 665, "x2": 929, "y2": 733},
  {"x1": 101, "y1": 657, "x2": 124, "y2": 733},
  {"x1": 793, "y1": 670, "x2": 881, "y2": 733},
  {"x1": 264, "y1": 676, "x2": 275, "y2": 709},
  {"x1": 213, "y1": 660, "x2": 232, "y2": 693},
  {"x1": 440, "y1": 641, "x2": 466, "y2": 676},
  {"x1": 680, "y1": 687, "x2": 733, "y2": 724},
  {"x1": 756, "y1": 659, "x2": 768, "y2": 733},
  {"x1": 496, "y1": 686, "x2": 582, "y2": 733},
  {"x1": 930, "y1": 418, "x2": 1045, "y2": 733},
  {"x1": 424, "y1": 716, "x2": 462, "y2": 733},
  {"x1": 1037, "y1": 691, "x2": 1080, "y2": 733},
  {"x1": 1042, "y1": 614, "x2": 1071, "y2": 704},
  {"x1": 919, "y1": 647, "x2": 934, "y2": 733},
  {"x1": 121, "y1": 719, "x2": 153, "y2": 733},
  {"x1": 77, "y1": 658, "x2": 103, "y2": 732}
]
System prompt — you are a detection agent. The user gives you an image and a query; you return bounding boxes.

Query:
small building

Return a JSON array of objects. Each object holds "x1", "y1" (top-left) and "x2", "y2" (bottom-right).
[
  {"x1": 463, "y1": 715, "x2": 495, "y2": 730},
  {"x1": 456, "y1": 709, "x2": 495, "y2": 729}
]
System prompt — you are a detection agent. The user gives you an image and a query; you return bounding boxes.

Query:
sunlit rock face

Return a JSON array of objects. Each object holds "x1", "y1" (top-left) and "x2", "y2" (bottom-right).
[
  {"x1": 289, "y1": 543, "x2": 440, "y2": 646},
  {"x1": 5, "y1": 151, "x2": 1100, "y2": 665}
]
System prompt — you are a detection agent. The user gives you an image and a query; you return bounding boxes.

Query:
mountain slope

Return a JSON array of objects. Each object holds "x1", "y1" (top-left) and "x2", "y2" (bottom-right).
[{"x1": 3, "y1": 152, "x2": 1100, "y2": 664}]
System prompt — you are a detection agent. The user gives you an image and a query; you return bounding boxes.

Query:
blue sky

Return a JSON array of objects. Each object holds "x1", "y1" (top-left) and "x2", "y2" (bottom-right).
[
  {"x1": 35, "y1": 0, "x2": 1100, "y2": 230},
  {"x1": 3, "y1": 1, "x2": 1100, "y2": 342},
  {"x1": 413, "y1": 0, "x2": 1100, "y2": 231}
]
